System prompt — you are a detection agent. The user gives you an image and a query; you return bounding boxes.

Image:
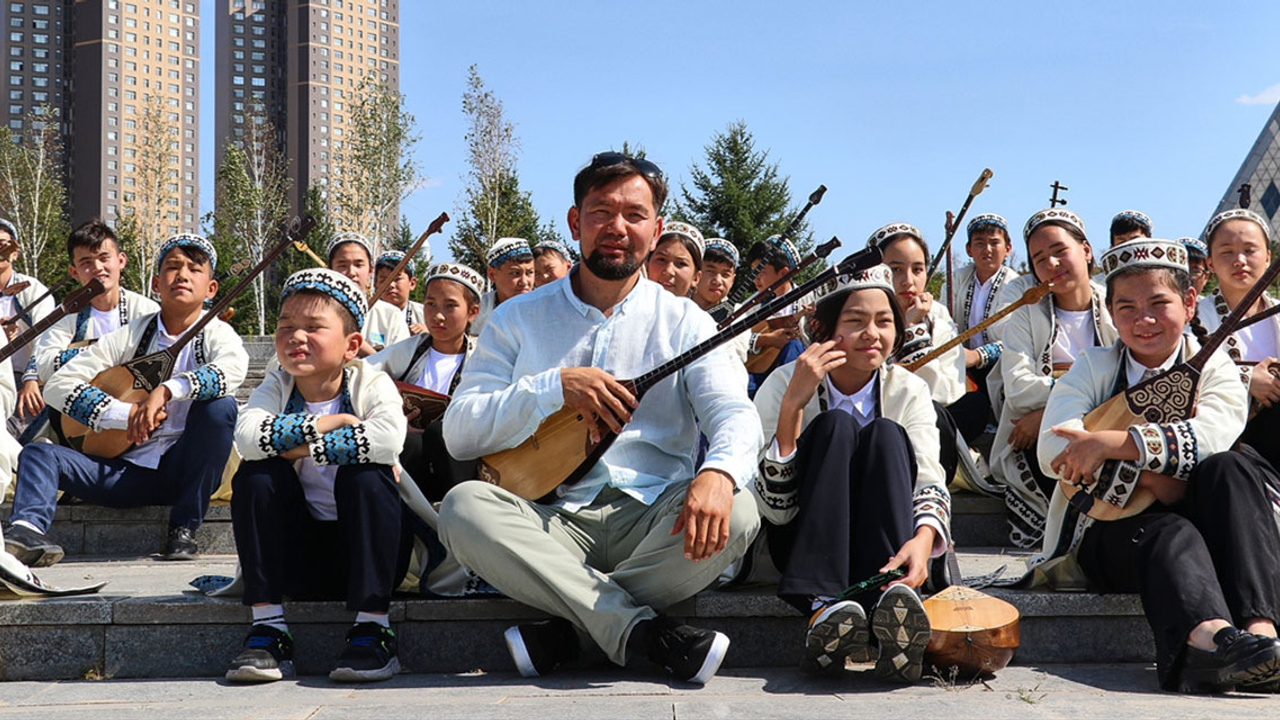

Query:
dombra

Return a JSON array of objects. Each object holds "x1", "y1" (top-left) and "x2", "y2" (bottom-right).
[
  {"x1": 51, "y1": 217, "x2": 317, "y2": 459},
  {"x1": 923, "y1": 547, "x2": 1020, "y2": 678},
  {"x1": 476, "y1": 243, "x2": 884, "y2": 502}
]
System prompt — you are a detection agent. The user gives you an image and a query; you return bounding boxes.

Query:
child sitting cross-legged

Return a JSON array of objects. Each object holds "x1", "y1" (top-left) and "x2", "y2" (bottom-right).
[
  {"x1": 1035, "y1": 239, "x2": 1280, "y2": 693},
  {"x1": 226, "y1": 269, "x2": 408, "y2": 684}
]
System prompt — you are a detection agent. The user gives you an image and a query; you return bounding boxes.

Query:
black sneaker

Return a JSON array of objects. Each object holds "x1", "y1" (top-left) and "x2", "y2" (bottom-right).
[
  {"x1": 646, "y1": 618, "x2": 730, "y2": 685},
  {"x1": 803, "y1": 600, "x2": 871, "y2": 674},
  {"x1": 870, "y1": 584, "x2": 931, "y2": 684},
  {"x1": 329, "y1": 622, "x2": 400, "y2": 682},
  {"x1": 1180, "y1": 629, "x2": 1280, "y2": 693},
  {"x1": 504, "y1": 617, "x2": 580, "y2": 677},
  {"x1": 158, "y1": 525, "x2": 198, "y2": 561},
  {"x1": 225, "y1": 625, "x2": 295, "y2": 683},
  {"x1": 3, "y1": 523, "x2": 64, "y2": 568}
]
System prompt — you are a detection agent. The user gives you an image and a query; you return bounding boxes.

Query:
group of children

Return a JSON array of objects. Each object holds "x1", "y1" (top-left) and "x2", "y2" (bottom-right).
[{"x1": 0, "y1": 160, "x2": 1276, "y2": 694}]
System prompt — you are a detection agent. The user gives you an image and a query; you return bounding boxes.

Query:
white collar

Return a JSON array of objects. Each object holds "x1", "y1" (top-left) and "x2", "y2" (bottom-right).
[
  {"x1": 825, "y1": 371, "x2": 878, "y2": 423},
  {"x1": 1125, "y1": 345, "x2": 1180, "y2": 387}
]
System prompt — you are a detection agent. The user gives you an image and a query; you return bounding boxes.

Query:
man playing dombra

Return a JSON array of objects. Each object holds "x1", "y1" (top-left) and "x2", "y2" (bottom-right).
[{"x1": 438, "y1": 152, "x2": 762, "y2": 684}]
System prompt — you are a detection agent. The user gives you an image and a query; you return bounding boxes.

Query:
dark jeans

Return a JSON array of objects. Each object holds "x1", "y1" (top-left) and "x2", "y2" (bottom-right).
[
  {"x1": 1077, "y1": 449, "x2": 1280, "y2": 689},
  {"x1": 400, "y1": 419, "x2": 476, "y2": 503},
  {"x1": 9, "y1": 397, "x2": 236, "y2": 533},
  {"x1": 231, "y1": 456, "x2": 408, "y2": 613},
  {"x1": 771, "y1": 412, "x2": 916, "y2": 611},
  {"x1": 748, "y1": 339, "x2": 805, "y2": 399}
]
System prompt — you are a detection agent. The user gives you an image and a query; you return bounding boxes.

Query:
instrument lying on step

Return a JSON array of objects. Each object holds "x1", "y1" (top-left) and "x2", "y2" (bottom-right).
[
  {"x1": 924, "y1": 547, "x2": 1020, "y2": 678},
  {"x1": 476, "y1": 244, "x2": 884, "y2": 501},
  {"x1": 901, "y1": 281, "x2": 1053, "y2": 372},
  {"x1": 1061, "y1": 250, "x2": 1280, "y2": 521},
  {"x1": 53, "y1": 216, "x2": 316, "y2": 459}
]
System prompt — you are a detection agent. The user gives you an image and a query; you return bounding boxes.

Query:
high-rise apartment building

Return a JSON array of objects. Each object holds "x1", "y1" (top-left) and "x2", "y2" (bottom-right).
[
  {"x1": 1, "y1": 0, "x2": 200, "y2": 234},
  {"x1": 216, "y1": 0, "x2": 399, "y2": 217}
]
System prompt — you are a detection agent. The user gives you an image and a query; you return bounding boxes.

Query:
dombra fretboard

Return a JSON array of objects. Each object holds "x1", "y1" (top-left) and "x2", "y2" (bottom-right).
[{"x1": 475, "y1": 243, "x2": 883, "y2": 502}]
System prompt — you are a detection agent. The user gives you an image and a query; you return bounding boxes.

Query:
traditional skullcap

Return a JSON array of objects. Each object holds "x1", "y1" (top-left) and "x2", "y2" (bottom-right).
[
  {"x1": 766, "y1": 235, "x2": 801, "y2": 269},
  {"x1": 1205, "y1": 208, "x2": 1272, "y2": 244},
  {"x1": 1100, "y1": 239, "x2": 1188, "y2": 281},
  {"x1": 833, "y1": 263, "x2": 895, "y2": 295},
  {"x1": 487, "y1": 237, "x2": 533, "y2": 268},
  {"x1": 281, "y1": 268, "x2": 367, "y2": 330},
  {"x1": 425, "y1": 262, "x2": 486, "y2": 300},
  {"x1": 1111, "y1": 210, "x2": 1153, "y2": 236},
  {"x1": 0, "y1": 218, "x2": 16, "y2": 244},
  {"x1": 535, "y1": 239, "x2": 573, "y2": 261},
  {"x1": 376, "y1": 250, "x2": 416, "y2": 278},
  {"x1": 866, "y1": 222, "x2": 924, "y2": 250},
  {"x1": 326, "y1": 232, "x2": 374, "y2": 262},
  {"x1": 156, "y1": 233, "x2": 217, "y2": 273},
  {"x1": 660, "y1": 221, "x2": 706, "y2": 261},
  {"x1": 967, "y1": 213, "x2": 1008, "y2": 238},
  {"x1": 1023, "y1": 208, "x2": 1087, "y2": 242},
  {"x1": 704, "y1": 237, "x2": 739, "y2": 266},
  {"x1": 1178, "y1": 237, "x2": 1208, "y2": 259}
]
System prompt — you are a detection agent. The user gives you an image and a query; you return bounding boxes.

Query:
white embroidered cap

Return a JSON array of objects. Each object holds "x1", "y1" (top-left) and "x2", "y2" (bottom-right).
[
  {"x1": 1112, "y1": 209, "x2": 1153, "y2": 236},
  {"x1": 487, "y1": 237, "x2": 533, "y2": 268},
  {"x1": 0, "y1": 218, "x2": 16, "y2": 243},
  {"x1": 866, "y1": 222, "x2": 924, "y2": 250},
  {"x1": 534, "y1": 239, "x2": 573, "y2": 261},
  {"x1": 1023, "y1": 208, "x2": 1087, "y2": 242},
  {"x1": 1099, "y1": 238, "x2": 1189, "y2": 281},
  {"x1": 660, "y1": 221, "x2": 706, "y2": 261},
  {"x1": 376, "y1": 250, "x2": 418, "y2": 278},
  {"x1": 327, "y1": 232, "x2": 374, "y2": 262},
  {"x1": 704, "y1": 237, "x2": 739, "y2": 266},
  {"x1": 1205, "y1": 208, "x2": 1272, "y2": 244},
  {"x1": 281, "y1": 268, "x2": 369, "y2": 329},
  {"x1": 426, "y1": 262, "x2": 486, "y2": 300},
  {"x1": 156, "y1": 233, "x2": 217, "y2": 273}
]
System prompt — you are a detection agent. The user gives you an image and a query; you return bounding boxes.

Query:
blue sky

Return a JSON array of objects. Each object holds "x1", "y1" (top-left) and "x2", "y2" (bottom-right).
[{"x1": 199, "y1": 2, "x2": 1280, "y2": 268}]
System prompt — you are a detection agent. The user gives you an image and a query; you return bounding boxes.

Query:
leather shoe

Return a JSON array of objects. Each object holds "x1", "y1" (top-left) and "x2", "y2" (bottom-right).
[
  {"x1": 159, "y1": 525, "x2": 198, "y2": 561},
  {"x1": 1180, "y1": 628, "x2": 1280, "y2": 693}
]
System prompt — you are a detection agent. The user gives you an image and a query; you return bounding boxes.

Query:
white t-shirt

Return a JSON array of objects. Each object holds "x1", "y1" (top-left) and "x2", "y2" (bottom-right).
[
  {"x1": 415, "y1": 347, "x2": 463, "y2": 395},
  {"x1": 966, "y1": 274, "x2": 997, "y2": 348},
  {"x1": 295, "y1": 396, "x2": 343, "y2": 521},
  {"x1": 1236, "y1": 319, "x2": 1279, "y2": 364},
  {"x1": 113, "y1": 316, "x2": 197, "y2": 469},
  {"x1": 90, "y1": 306, "x2": 120, "y2": 339},
  {"x1": 1051, "y1": 308, "x2": 1094, "y2": 365}
]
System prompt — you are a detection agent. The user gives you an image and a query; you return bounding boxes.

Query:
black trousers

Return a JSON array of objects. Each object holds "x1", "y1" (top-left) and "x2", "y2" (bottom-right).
[
  {"x1": 935, "y1": 402, "x2": 959, "y2": 487},
  {"x1": 399, "y1": 419, "x2": 476, "y2": 503},
  {"x1": 231, "y1": 457, "x2": 407, "y2": 613},
  {"x1": 1239, "y1": 403, "x2": 1280, "y2": 473},
  {"x1": 1076, "y1": 449, "x2": 1280, "y2": 689},
  {"x1": 947, "y1": 365, "x2": 995, "y2": 445},
  {"x1": 771, "y1": 412, "x2": 916, "y2": 611}
]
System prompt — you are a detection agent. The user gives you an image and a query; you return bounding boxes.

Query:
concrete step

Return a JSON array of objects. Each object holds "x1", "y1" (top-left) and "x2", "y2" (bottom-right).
[
  {"x1": 0, "y1": 549, "x2": 1152, "y2": 681},
  {"x1": 951, "y1": 492, "x2": 1009, "y2": 547}
]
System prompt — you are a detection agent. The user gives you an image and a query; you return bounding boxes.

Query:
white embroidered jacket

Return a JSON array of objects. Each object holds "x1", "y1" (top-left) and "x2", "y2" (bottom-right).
[
  {"x1": 2, "y1": 271, "x2": 54, "y2": 377},
  {"x1": 1023, "y1": 337, "x2": 1247, "y2": 588},
  {"x1": 752, "y1": 361, "x2": 951, "y2": 555},
  {"x1": 235, "y1": 360, "x2": 407, "y2": 467},
  {"x1": 898, "y1": 301, "x2": 967, "y2": 406},
  {"x1": 1195, "y1": 288, "x2": 1280, "y2": 386},
  {"x1": 364, "y1": 299, "x2": 410, "y2": 351},
  {"x1": 366, "y1": 333, "x2": 475, "y2": 393},
  {"x1": 30, "y1": 288, "x2": 160, "y2": 383}
]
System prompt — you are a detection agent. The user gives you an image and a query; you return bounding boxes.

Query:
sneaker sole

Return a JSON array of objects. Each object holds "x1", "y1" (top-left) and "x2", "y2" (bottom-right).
[
  {"x1": 329, "y1": 655, "x2": 400, "y2": 683},
  {"x1": 504, "y1": 625, "x2": 540, "y2": 678},
  {"x1": 685, "y1": 631, "x2": 730, "y2": 685},
  {"x1": 5, "y1": 540, "x2": 63, "y2": 568},
  {"x1": 225, "y1": 660, "x2": 293, "y2": 683},
  {"x1": 871, "y1": 588, "x2": 932, "y2": 684},
  {"x1": 156, "y1": 552, "x2": 199, "y2": 562},
  {"x1": 803, "y1": 605, "x2": 870, "y2": 674},
  {"x1": 1180, "y1": 646, "x2": 1280, "y2": 693}
]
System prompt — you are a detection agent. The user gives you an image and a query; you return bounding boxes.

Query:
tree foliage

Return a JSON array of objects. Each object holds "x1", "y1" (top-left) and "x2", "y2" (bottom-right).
[
  {"x1": 0, "y1": 106, "x2": 69, "y2": 286},
  {"x1": 674, "y1": 121, "x2": 816, "y2": 294},
  {"x1": 330, "y1": 71, "x2": 421, "y2": 255},
  {"x1": 118, "y1": 94, "x2": 179, "y2": 294},
  {"x1": 449, "y1": 65, "x2": 561, "y2": 272}
]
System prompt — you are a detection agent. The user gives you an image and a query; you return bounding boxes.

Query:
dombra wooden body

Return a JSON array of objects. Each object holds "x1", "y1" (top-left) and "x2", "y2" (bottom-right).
[
  {"x1": 53, "y1": 216, "x2": 317, "y2": 460},
  {"x1": 475, "y1": 244, "x2": 882, "y2": 502},
  {"x1": 743, "y1": 313, "x2": 808, "y2": 374},
  {"x1": 395, "y1": 381, "x2": 450, "y2": 431},
  {"x1": 1058, "y1": 250, "x2": 1280, "y2": 522},
  {"x1": 924, "y1": 585, "x2": 1020, "y2": 677}
]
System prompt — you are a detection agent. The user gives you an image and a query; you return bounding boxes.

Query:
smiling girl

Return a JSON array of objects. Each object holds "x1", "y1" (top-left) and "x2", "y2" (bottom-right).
[
  {"x1": 646, "y1": 221, "x2": 704, "y2": 298},
  {"x1": 989, "y1": 209, "x2": 1117, "y2": 549},
  {"x1": 753, "y1": 265, "x2": 950, "y2": 684}
]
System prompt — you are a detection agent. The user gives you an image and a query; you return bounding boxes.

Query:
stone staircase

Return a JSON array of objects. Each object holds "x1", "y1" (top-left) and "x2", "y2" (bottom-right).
[{"x1": 0, "y1": 338, "x2": 1155, "y2": 680}]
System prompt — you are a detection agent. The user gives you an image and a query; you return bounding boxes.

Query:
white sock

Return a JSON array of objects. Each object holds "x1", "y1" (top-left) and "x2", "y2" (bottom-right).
[
  {"x1": 12, "y1": 520, "x2": 42, "y2": 534},
  {"x1": 355, "y1": 611, "x2": 390, "y2": 628},
  {"x1": 251, "y1": 604, "x2": 288, "y2": 633}
]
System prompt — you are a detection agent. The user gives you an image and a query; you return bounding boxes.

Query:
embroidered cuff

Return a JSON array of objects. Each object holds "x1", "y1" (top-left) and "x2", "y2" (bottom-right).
[
  {"x1": 748, "y1": 332, "x2": 762, "y2": 356},
  {"x1": 61, "y1": 384, "x2": 116, "y2": 430},
  {"x1": 901, "y1": 322, "x2": 932, "y2": 356},
  {"x1": 175, "y1": 365, "x2": 228, "y2": 401},
  {"x1": 975, "y1": 342, "x2": 1002, "y2": 370},
  {"x1": 258, "y1": 412, "x2": 320, "y2": 456},
  {"x1": 54, "y1": 347, "x2": 84, "y2": 372},
  {"x1": 1130, "y1": 421, "x2": 1198, "y2": 481},
  {"x1": 753, "y1": 469, "x2": 798, "y2": 514},
  {"x1": 309, "y1": 423, "x2": 372, "y2": 465},
  {"x1": 21, "y1": 356, "x2": 37, "y2": 383},
  {"x1": 912, "y1": 484, "x2": 952, "y2": 552}
]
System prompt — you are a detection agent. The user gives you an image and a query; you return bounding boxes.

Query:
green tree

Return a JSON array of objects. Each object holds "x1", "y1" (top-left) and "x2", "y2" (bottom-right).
[
  {"x1": 213, "y1": 113, "x2": 292, "y2": 334},
  {"x1": 0, "y1": 106, "x2": 69, "y2": 288},
  {"x1": 118, "y1": 94, "x2": 179, "y2": 294},
  {"x1": 331, "y1": 71, "x2": 421, "y2": 255},
  {"x1": 257, "y1": 186, "x2": 335, "y2": 333},
  {"x1": 674, "y1": 121, "x2": 816, "y2": 295},
  {"x1": 449, "y1": 65, "x2": 561, "y2": 271}
]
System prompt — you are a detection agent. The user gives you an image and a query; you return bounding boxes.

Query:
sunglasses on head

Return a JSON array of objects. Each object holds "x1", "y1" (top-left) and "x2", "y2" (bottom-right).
[{"x1": 590, "y1": 151, "x2": 664, "y2": 180}]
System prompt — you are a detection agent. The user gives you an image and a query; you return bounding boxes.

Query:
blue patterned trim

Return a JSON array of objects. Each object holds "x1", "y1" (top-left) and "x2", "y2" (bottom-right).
[
  {"x1": 281, "y1": 269, "x2": 367, "y2": 330},
  {"x1": 376, "y1": 250, "x2": 416, "y2": 277},
  {"x1": 177, "y1": 364, "x2": 228, "y2": 401},
  {"x1": 73, "y1": 307, "x2": 91, "y2": 342},
  {"x1": 156, "y1": 233, "x2": 217, "y2": 273},
  {"x1": 257, "y1": 412, "x2": 319, "y2": 455},
  {"x1": 487, "y1": 245, "x2": 533, "y2": 268},
  {"x1": 311, "y1": 424, "x2": 371, "y2": 465},
  {"x1": 54, "y1": 348, "x2": 83, "y2": 372},
  {"x1": 62, "y1": 385, "x2": 113, "y2": 428}
]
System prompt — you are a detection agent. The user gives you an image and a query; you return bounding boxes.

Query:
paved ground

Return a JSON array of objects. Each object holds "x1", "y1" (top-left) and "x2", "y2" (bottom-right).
[{"x1": 0, "y1": 665, "x2": 1274, "y2": 718}]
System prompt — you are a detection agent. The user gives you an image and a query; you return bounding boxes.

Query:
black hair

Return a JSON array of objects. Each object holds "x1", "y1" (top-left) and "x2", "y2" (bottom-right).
[
  {"x1": 806, "y1": 287, "x2": 908, "y2": 358},
  {"x1": 702, "y1": 246, "x2": 738, "y2": 268},
  {"x1": 966, "y1": 223, "x2": 1011, "y2": 248},
  {"x1": 880, "y1": 233, "x2": 931, "y2": 262},
  {"x1": 426, "y1": 276, "x2": 481, "y2": 308},
  {"x1": 1110, "y1": 216, "x2": 1151, "y2": 242},
  {"x1": 531, "y1": 245, "x2": 570, "y2": 263},
  {"x1": 573, "y1": 159, "x2": 668, "y2": 210},
  {"x1": 746, "y1": 242, "x2": 793, "y2": 273},
  {"x1": 67, "y1": 219, "x2": 120, "y2": 260},
  {"x1": 282, "y1": 288, "x2": 360, "y2": 335},
  {"x1": 161, "y1": 245, "x2": 212, "y2": 270},
  {"x1": 1104, "y1": 265, "x2": 1191, "y2": 308}
]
